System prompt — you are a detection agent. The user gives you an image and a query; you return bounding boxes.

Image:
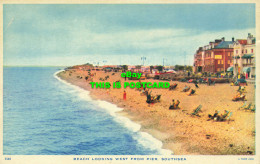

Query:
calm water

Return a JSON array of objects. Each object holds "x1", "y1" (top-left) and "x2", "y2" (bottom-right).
[{"x1": 3, "y1": 67, "x2": 171, "y2": 155}]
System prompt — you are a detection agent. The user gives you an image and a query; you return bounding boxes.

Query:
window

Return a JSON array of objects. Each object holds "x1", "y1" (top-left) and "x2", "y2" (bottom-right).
[
  {"x1": 236, "y1": 50, "x2": 238, "y2": 54},
  {"x1": 251, "y1": 49, "x2": 253, "y2": 53},
  {"x1": 221, "y1": 60, "x2": 224, "y2": 64},
  {"x1": 242, "y1": 50, "x2": 244, "y2": 53},
  {"x1": 228, "y1": 60, "x2": 230, "y2": 64},
  {"x1": 228, "y1": 52, "x2": 230, "y2": 56},
  {"x1": 218, "y1": 60, "x2": 220, "y2": 64},
  {"x1": 245, "y1": 49, "x2": 247, "y2": 53}
]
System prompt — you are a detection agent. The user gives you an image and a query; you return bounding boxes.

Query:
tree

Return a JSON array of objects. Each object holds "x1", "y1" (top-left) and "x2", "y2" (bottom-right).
[
  {"x1": 156, "y1": 65, "x2": 164, "y2": 72},
  {"x1": 122, "y1": 65, "x2": 128, "y2": 71},
  {"x1": 84, "y1": 63, "x2": 93, "y2": 67},
  {"x1": 175, "y1": 65, "x2": 184, "y2": 71},
  {"x1": 185, "y1": 66, "x2": 193, "y2": 72},
  {"x1": 150, "y1": 66, "x2": 154, "y2": 73}
]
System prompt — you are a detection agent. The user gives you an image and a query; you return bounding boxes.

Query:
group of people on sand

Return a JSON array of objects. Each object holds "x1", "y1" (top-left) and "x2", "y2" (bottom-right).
[
  {"x1": 146, "y1": 91, "x2": 161, "y2": 104},
  {"x1": 84, "y1": 71, "x2": 239, "y2": 124},
  {"x1": 169, "y1": 99, "x2": 180, "y2": 110},
  {"x1": 208, "y1": 110, "x2": 231, "y2": 122},
  {"x1": 137, "y1": 83, "x2": 162, "y2": 104},
  {"x1": 232, "y1": 86, "x2": 247, "y2": 101}
]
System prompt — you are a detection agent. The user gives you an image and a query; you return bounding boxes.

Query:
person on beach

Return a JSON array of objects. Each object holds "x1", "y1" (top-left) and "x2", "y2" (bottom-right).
[
  {"x1": 174, "y1": 100, "x2": 180, "y2": 109},
  {"x1": 208, "y1": 110, "x2": 219, "y2": 121},
  {"x1": 146, "y1": 91, "x2": 152, "y2": 104},
  {"x1": 125, "y1": 76, "x2": 127, "y2": 81},
  {"x1": 208, "y1": 78, "x2": 211, "y2": 86},
  {"x1": 169, "y1": 99, "x2": 180, "y2": 109},
  {"x1": 146, "y1": 93, "x2": 151, "y2": 104},
  {"x1": 172, "y1": 99, "x2": 175, "y2": 105},
  {"x1": 232, "y1": 92, "x2": 246, "y2": 101},
  {"x1": 123, "y1": 90, "x2": 126, "y2": 100},
  {"x1": 218, "y1": 110, "x2": 229, "y2": 121}
]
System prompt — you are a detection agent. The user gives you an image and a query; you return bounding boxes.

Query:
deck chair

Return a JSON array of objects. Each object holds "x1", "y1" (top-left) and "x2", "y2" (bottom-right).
[
  {"x1": 251, "y1": 105, "x2": 255, "y2": 112},
  {"x1": 169, "y1": 84, "x2": 178, "y2": 90},
  {"x1": 155, "y1": 95, "x2": 161, "y2": 102},
  {"x1": 244, "y1": 103, "x2": 252, "y2": 110},
  {"x1": 226, "y1": 112, "x2": 233, "y2": 123},
  {"x1": 237, "y1": 86, "x2": 246, "y2": 93},
  {"x1": 227, "y1": 112, "x2": 232, "y2": 119},
  {"x1": 188, "y1": 89, "x2": 196, "y2": 96},
  {"x1": 237, "y1": 86, "x2": 241, "y2": 91},
  {"x1": 183, "y1": 86, "x2": 190, "y2": 92},
  {"x1": 238, "y1": 102, "x2": 247, "y2": 110},
  {"x1": 218, "y1": 110, "x2": 230, "y2": 121},
  {"x1": 232, "y1": 93, "x2": 246, "y2": 101},
  {"x1": 191, "y1": 105, "x2": 202, "y2": 116}
]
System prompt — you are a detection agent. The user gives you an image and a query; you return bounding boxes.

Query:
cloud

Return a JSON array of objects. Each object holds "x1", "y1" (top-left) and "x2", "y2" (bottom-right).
[
  {"x1": 4, "y1": 25, "x2": 255, "y2": 66},
  {"x1": 3, "y1": 4, "x2": 255, "y2": 66}
]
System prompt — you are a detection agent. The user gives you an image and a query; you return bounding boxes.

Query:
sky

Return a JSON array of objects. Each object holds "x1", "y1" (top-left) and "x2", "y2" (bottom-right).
[{"x1": 3, "y1": 4, "x2": 255, "y2": 66}]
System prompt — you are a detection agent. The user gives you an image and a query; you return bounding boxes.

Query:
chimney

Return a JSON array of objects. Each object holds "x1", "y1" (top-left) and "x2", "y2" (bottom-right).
[
  {"x1": 232, "y1": 37, "x2": 234, "y2": 42},
  {"x1": 221, "y1": 37, "x2": 225, "y2": 41},
  {"x1": 247, "y1": 33, "x2": 252, "y2": 44}
]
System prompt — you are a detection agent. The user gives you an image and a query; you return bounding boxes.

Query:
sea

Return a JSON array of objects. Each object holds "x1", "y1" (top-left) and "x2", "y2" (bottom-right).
[{"x1": 3, "y1": 67, "x2": 172, "y2": 155}]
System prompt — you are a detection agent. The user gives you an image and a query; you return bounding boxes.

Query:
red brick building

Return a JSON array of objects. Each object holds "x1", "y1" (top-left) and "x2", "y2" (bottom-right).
[
  {"x1": 194, "y1": 37, "x2": 234, "y2": 73},
  {"x1": 193, "y1": 47, "x2": 203, "y2": 72},
  {"x1": 213, "y1": 42, "x2": 234, "y2": 73}
]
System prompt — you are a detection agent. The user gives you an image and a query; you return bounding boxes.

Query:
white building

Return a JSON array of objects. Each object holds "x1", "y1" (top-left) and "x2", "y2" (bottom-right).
[{"x1": 232, "y1": 33, "x2": 255, "y2": 78}]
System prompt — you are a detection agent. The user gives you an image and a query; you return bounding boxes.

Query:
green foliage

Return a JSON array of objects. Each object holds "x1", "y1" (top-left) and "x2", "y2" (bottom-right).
[
  {"x1": 122, "y1": 65, "x2": 128, "y2": 70},
  {"x1": 185, "y1": 66, "x2": 193, "y2": 72},
  {"x1": 150, "y1": 66, "x2": 154, "y2": 73},
  {"x1": 175, "y1": 65, "x2": 184, "y2": 71},
  {"x1": 156, "y1": 65, "x2": 163, "y2": 72},
  {"x1": 84, "y1": 63, "x2": 93, "y2": 67},
  {"x1": 175, "y1": 65, "x2": 193, "y2": 72}
]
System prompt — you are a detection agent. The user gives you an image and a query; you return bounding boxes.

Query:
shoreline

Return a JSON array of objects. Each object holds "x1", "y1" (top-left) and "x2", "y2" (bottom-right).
[
  {"x1": 56, "y1": 69, "x2": 255, "y2": 155},
  {"x1": 54, "y1": 70, "x2": 173, "y2": 155}
]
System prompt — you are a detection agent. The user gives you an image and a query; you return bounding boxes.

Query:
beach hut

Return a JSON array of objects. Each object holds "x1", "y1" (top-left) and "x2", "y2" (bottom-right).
[
  {"x1": 227, "y1": 66, "x2": 233, "y2": 72},
  {"x1": 165, "y1": 69, "x2": 177, "y2": 73}
]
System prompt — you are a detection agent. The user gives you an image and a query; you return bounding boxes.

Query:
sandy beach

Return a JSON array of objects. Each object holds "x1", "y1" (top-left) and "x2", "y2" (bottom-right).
[{"x1": 57, "y1": 69, "x2": 255, "y2": 155}]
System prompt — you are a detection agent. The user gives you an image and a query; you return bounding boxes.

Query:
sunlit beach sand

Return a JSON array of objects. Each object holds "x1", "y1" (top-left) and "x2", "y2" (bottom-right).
[{"x1": 57, "y1": 68, "x2": 255, "y2": 155}]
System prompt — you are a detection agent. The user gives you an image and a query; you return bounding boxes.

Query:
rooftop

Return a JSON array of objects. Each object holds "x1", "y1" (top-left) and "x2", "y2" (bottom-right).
[
  {"x1": 237, "y1": 39, "x2": 247, "y2": 45},
  {"x1": 214, "y1": 41, "x2": 234, "y2": 49}
]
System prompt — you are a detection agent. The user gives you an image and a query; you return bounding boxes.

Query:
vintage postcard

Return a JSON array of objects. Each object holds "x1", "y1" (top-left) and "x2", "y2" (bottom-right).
[{"x1": 0, "y1": 0, "x2": 259, "y2": 164}]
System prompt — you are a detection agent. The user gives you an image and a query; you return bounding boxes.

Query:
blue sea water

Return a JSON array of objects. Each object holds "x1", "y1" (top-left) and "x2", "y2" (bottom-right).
[{"x1": 3, "y1": 67, "x2": 172, "y2": 155}]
